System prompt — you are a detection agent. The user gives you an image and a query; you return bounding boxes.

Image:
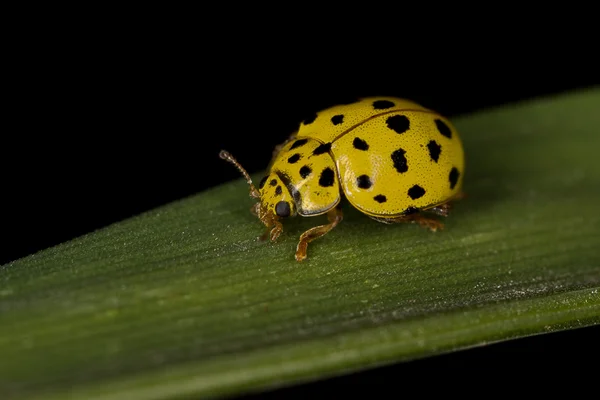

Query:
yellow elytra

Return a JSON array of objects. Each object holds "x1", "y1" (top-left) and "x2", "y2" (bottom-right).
[{"x1": 220, "y1": 96, "x2": 465, "y2": 262}]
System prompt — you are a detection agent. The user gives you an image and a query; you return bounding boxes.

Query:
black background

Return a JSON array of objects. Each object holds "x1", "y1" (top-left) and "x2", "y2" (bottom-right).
[{"x1": 3, "y1": 12, "x2": 599, "y2": 395}]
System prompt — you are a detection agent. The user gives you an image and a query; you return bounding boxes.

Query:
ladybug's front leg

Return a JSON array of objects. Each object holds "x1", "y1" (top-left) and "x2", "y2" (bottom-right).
[
  {"x1": 256, "y1": 208, "x2": 283, "y2": 243},
  {"x1": 295, "y1": 205, "x2": 343, "y2": 262},
  {"x1": 258, "y1": 220, "x2": 283, "y2": 242}
]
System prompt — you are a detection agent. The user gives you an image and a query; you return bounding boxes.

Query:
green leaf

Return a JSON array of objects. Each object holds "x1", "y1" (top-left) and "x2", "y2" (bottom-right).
[{"x1": 2, "y1": 88, "x2": 600, "y2": 400}]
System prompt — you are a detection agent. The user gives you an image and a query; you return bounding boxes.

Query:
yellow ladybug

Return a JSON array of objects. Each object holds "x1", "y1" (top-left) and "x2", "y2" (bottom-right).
[{"x1": 220, "y1": 96, "x2": 465, "y2": 262}]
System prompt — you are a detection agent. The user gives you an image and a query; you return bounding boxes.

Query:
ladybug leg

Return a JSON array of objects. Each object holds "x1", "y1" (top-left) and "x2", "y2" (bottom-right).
[
  {"x1": 453, "y1": 191, "x2": 467, "y2": 201},
  {"x1": 426, "y1": 203, "x2": 452, "y2": 217},
  {"x1": 424, "y1": 192, "x2": 465, "y2": 217},
  {"x1": 259, "y1": 221, "x2": 283, "y2": 242},
  {"x1": 268, "y1": 218, "x2": 283, "y2": 242},
  {"x1": 256, "y1": 207, "x2": 283, "y2": 242},
  {"x1": 295, "y1": 206, "x2": 343, "y2": 262},
  {"x1": 406, "y1": 214, "x2": 445, "y2": 232},
  {"x1": 379, "y1": 212, "x2": 445, "y2": 232}
]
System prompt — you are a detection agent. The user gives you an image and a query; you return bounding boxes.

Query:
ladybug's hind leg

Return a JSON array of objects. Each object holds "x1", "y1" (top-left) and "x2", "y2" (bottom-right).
[
  {"x1": 372, "y1": 209, "x2": 444, "y2": 232},
  {"x1": 376, "y1": 196, "x2": 464, "y2": 232},
  {"x1": 388, "y1": 214, "x2": 445, "y2": 232},
  {"x1": 424, "y1": 192, "x2": 465, "y2": 217},
  {"x1": 426, "y1": 203, "x2": 452, "y2": 217},
  {"x1": 295, "y1": 206, "x2": 343, "y2": 262}
]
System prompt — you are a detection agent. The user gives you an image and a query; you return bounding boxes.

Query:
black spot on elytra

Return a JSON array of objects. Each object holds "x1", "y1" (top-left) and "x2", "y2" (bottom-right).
[
  {"x1": 449, "y1": 167, "x2": 460, "y2": 189},
  {"x1": 275, "y1": 201, "x2": 291, "y2": 217},
  {"x1": 288, "y1": 153, "x2": 301, "y2": 164},
  {"x1": 331, "y1": 114, "x2": 344, "y2": 125},
  {"x1": 435, "y1": 118, "x2": 452, "y2": 138},
  {"x1": 427, "y1": 140, "x2": 442, "y2": 162},
  {"x1": 386, "y1": 115, "x2": 410, "y2": 134},
  {"x1": 391, "y1": 148, "x2": 408, "y2": 173},
  {"x1": 353, "y1": 137, "x2": 369, "y2": 151},
  {"x1": 404, "y1": 206, "x2": 419, "y2": 215},
  {"x1": 313, "y1": 142, "x2": 332, "y2": 155},
  {"x1": 303, "y1": 113, "x2": 318, "y2": 125},
  {"x1": 290, "y1": 138, "x2": 308, "y2": 150},
  {"x1": 408, "y1": 185, "x2": 426, "y2": 200},
  {"x1": 299, "y1": 165, "x2": 312, "y2": 179},
  {"x1": 259, "y1": 176, "x2": 268, "y2": 189},
  {"x1": 319, "y1": 167, "x2": 335, "y2": 187},
  {"x1": 269, "y1": 179, "x2": 277, "y2": 186},
  {"x1": 356, "y1": 175, "x2": 372, "y2": 189},
  {"x1": 373, "y1": 194, "x2": 387, "y2": 203},
  {"x1": 373, "y1": 100, "x2": 395, "y2": 109},
  {"x1": 275, "y1": 185, "x2": 282, "y2": 195}
]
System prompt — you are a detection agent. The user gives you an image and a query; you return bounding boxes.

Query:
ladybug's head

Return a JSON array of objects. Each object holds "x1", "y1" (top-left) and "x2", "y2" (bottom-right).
[
  {"x1": 219, "y1": 150, "x2": 297, "y2": 221},
  {"x1": 257, "y1": 173, "x2": 297, "y2": 219}
]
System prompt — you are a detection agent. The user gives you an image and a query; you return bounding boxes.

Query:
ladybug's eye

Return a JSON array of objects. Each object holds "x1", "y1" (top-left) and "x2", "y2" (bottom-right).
[{"x1": 275, "y1": 201, "x2": 291, "y2": 218}]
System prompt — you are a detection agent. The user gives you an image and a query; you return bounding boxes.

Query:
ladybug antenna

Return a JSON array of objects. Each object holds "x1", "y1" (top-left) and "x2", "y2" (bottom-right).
[{"x1": 219, "y1": 150, "x2": 261, "y2": 199}]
